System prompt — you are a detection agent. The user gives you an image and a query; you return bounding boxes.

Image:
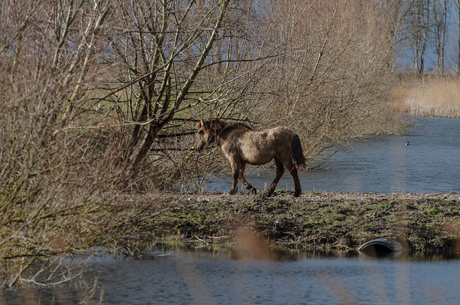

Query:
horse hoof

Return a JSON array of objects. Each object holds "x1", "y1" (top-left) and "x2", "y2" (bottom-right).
[
  {"x1": 250, "y1": 188, "x2": 257, "y2": 194},
  {"x1": 228, "y1": 189, "x2": 237, "y2": 195},
  {"x1": 294, "y1": 191, "x2": 301, "y2": 197}
]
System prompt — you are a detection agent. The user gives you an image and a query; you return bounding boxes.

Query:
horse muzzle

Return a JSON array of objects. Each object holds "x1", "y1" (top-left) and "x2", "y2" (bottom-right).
[
  {"x1": 195, "y1": 142, "x2": 206, "y2": 153},
  {"x1": 195, "y1": 146, "x2": 202, "y2": 153}
]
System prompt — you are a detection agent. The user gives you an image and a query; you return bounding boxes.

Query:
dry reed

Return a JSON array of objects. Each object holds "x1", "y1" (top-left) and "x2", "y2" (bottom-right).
[{"x1": 391, "y1": 78, "x2": 460, "y2": 118}]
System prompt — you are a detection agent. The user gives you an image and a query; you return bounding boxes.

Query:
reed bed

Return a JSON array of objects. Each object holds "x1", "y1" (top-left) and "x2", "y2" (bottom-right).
[{"x1": 391, "y1": 78, "x2": 460, "y2": 118}]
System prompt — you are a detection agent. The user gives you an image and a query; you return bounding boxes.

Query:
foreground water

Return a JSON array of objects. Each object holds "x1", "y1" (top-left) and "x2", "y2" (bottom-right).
[
  {"x1": 207, "y1": 117, "x2": 460, "y2": 194},
  {"x1": 6, "y1": 250, "x2": 460, "y2": 305}
]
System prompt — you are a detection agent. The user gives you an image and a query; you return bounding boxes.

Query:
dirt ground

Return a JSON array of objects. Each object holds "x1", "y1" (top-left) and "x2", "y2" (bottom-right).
[{"x1": 115, "y1": 191, "x2": 460, "y2": 253}]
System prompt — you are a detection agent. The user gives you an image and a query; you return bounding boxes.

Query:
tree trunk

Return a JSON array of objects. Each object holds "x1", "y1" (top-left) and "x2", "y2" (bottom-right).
[
  {"x1": 126, "y1": 0, "x2": 230, "y2": 182},
  {"x1": 458, "y1": 2, "x2": 460, "y2": 74}
]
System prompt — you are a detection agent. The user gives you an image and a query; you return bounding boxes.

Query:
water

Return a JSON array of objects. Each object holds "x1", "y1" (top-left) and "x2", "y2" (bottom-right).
[
  {"x1": 7, "y1": 250, "x2": 460, "y2": 305},
  {"x1": 207, "y1": 117, "x2": 460, "y2": 194},
  {"x1": 94, "y1": 251, "x2": 460, "y2": 305}
]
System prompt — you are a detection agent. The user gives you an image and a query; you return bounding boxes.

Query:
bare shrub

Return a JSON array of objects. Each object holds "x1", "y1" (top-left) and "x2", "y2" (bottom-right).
[{"x1": 0, "y1": 0, "x2": 131, "y2": 288}]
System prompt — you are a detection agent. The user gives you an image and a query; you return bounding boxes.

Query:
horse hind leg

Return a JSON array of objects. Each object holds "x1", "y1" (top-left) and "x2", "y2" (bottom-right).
[
  {"x1": 239, "y1": 163, "x2": 256, "y2": 194},
  {"x1": 290, "y1": 167, "x2": 302, "y2": 197},
  {"x1": 284, "y1": 158, "x2": 302, "y2": 197},
  {"x1": 267, "y1": 158, "x2": 284, "y2": 196},
  {"x1": 286, "y1": 160, "x2": 302, "y2": 197}
]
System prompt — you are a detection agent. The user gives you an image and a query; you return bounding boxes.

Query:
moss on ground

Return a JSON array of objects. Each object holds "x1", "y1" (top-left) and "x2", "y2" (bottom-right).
[{"x1": 114, "y1": 191, "x2": 460, "y2": 253}]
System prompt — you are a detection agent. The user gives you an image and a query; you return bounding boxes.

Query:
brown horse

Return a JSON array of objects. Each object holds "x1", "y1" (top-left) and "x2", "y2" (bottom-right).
[{"x1": 195, "y1": 118, "x2": 307, "y2": 197}]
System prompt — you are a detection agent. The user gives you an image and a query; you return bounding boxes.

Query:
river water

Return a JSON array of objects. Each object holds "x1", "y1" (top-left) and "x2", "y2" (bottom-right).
[
  {"x1": 207, "y1": 117, "x2": 460, "y2": 194},
  {"x1": 6, "y1": 250, "x2": 460, "y2": 305},
  {"x1": 95, "y1": 251, "x2": 460, "y2": 305},
  {"x1": 5, "y1": 117, "x2": 460, "y2": 305}
]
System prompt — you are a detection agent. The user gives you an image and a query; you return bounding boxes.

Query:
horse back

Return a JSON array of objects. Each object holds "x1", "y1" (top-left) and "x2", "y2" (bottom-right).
[{"x1": 222, "y1": 126, "x2": 295, "y2": 165}]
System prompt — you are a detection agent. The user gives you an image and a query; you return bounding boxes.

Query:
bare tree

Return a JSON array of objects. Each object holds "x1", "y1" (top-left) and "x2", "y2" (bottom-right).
[
  {"x1": 409, "y1": 0, "x2": 432, "y2": 75},
  {"x1": 98, "y1": 0, "x2": 284, "y2": 188},
  {"x1": 103, "y1": 0, "x2": 232, "y2": 182},
  {"x1": 454, "y1": 0, "x2": 460, "y2": 74},
  {"x1": 433, "y1": 0, "x2": 448, "y2": 74}
]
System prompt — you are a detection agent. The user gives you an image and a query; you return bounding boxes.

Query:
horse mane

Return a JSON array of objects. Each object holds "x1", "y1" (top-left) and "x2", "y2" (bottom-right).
[
  {"x1": 221, "y1": 121, "x2": 253, "y2": 132},
  {"x1": 198, "y1": 118, "x2": 253, "y2": 136}
]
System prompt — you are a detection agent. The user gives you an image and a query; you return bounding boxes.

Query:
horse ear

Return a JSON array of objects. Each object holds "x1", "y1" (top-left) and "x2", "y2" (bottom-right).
[{"x1": 196, "y1": 120, "x2": 203, "y2": 129}]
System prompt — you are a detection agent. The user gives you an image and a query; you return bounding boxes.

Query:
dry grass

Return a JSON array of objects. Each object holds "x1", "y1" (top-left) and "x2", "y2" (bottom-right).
[{"x1": 391, "y1": 78, "x2": 460, "y2": 118}]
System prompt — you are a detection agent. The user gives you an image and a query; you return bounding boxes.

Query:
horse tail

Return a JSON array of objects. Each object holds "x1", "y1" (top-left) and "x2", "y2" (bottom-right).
[{"x1": 291, "y1": 133, "x2": 308, "y2": 173}]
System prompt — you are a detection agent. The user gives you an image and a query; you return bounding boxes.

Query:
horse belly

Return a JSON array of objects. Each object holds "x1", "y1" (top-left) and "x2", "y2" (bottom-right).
[
  {"x1": 241, "y1": 138, "x2": 275, "y2": 165},
  {"x1": 242, "y1": 150, "x2": 274, "y2": 165}
]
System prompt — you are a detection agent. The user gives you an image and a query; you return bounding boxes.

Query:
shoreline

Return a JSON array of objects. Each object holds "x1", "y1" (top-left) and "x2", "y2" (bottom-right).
[{"x1": 116, "y1": 191, "x2": 460, "y2": 254}]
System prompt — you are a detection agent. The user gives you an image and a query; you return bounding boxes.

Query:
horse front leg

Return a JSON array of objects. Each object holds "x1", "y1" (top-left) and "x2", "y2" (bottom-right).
[
  {"x1": 228, "y1": 163, "x2": 239, "y2": 195},
  {"x1": 267, "y1": 159, "x2": 284, "y2": 196},
  {"x1": 239, "y1": 163, "x2": 256, "y2": 194}
]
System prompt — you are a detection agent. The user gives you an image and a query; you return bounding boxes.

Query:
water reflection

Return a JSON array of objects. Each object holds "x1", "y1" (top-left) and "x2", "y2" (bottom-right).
[
  {"x1": 4, "y1": 248, "x2": 460, "y2": 305},
  {"x1": 90, "y1": 250, "x2": 460, "y2": 305}
]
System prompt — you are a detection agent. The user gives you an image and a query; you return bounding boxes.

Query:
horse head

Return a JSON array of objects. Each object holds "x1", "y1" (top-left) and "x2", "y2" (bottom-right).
[{"x1": 195, "y1": 118, "x2": 225, "y2": 152}]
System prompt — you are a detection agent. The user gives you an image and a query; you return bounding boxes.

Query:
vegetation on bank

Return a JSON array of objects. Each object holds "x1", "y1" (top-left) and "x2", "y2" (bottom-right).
[{"x1": 137, "y1": 192, "x2": 460, "y2": 254}]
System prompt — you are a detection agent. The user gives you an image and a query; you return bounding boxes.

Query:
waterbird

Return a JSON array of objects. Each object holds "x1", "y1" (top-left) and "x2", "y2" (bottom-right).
[{"x1": 405, "y1": 141, "x2": 410, "y2": 146}]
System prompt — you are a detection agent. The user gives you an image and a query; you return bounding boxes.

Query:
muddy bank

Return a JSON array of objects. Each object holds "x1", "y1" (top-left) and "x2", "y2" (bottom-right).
[{"x1": 116, "y1": 191, "x2": 460, "y2": 253}]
